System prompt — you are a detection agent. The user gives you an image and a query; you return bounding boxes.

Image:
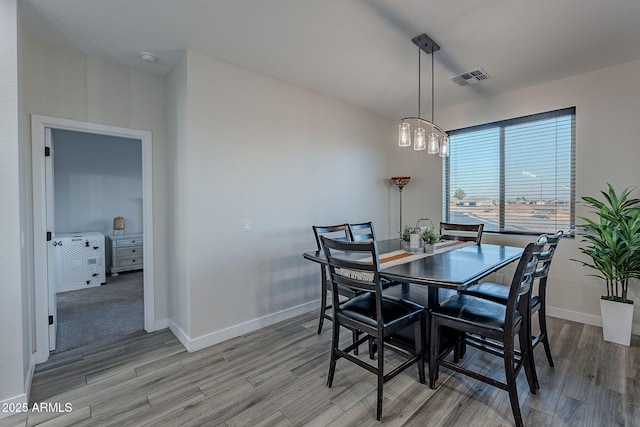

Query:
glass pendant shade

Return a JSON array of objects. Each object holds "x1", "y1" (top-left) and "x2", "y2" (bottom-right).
[
  {"x1": 439, "y1": 136, "x2": 449, "y2": 157},
  {"x1": 414, "y1": 127, "x2": 426, "y2": 150},
  {"x1": 398, "y1": 121, "x2": 411, "y2": 147},
  {"x1": 397, "y1": 34, "x2": 448, "y2": 157},
  {"x1": 427, "y1": 131, "x2": 439, "y2": 154}
]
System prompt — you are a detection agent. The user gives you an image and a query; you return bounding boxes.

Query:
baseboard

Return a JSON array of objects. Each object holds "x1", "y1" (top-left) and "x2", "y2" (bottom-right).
[
  {"x1": 547, "y1": 305, "x2": 640, "y2": 335},
  {"x1": 147, "y1": 318, "x2": 170, "y2": 332},
  {"x1": 168, "y1": 321, "x2": 192, "y2": 351},
  {"x1": 0, "y1": 392, "x2": 28, "y2": 420},
  {"x1": 171, "y1": 299, "x2": 320, "y2": 353},
  {"x1": 25, "y1": 353, "x2": 35, "y2": 403}
]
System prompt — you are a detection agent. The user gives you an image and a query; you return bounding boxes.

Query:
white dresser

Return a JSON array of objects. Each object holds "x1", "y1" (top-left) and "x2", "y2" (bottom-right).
[{"x1": 106, "y1": 234, "x2": 143, "y2": 275}]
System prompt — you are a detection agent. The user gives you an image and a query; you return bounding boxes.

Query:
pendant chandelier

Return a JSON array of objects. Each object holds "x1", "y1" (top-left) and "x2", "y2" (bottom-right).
[{"x1": 398, "y1": 33, "x2": 448, "y2": 157}]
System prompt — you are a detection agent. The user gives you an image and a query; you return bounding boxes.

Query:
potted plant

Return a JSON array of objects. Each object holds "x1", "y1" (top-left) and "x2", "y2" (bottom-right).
[
  {"x1": 573, "y1": 183, "x2": 640, "y2": 346},
  {"x1": 422, "y1": 227, "x2": 441, "y2": 254},
  {"x1": 399, "y1": 225, "x2": 411, "y2": 249}
]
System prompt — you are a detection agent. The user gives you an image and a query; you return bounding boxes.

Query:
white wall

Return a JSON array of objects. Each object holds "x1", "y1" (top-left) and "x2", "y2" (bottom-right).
[
  {"x1": 172, "y1": 50, "x2": 396, "y2": 347},
  {"x1": 52, "y1": 129, "x2": 143, "y2": 235},
  {"x1": 0, "y1": 0, "x2": 28, "y2": 413},
  {"x1": 166, "y1": 53, "x2": 190, "y2": 336},
  {"x1": 402, "y1": 59, "x2": 640, "y2": 332},
  {"x1": 24, "y1": 39, "x2": 169, "y2": 323}
]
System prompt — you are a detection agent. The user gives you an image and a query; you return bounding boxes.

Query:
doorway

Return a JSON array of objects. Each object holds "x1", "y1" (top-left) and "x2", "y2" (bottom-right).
[
  {"x1": 32, "y1": 115, "x2": 155, "y2": 363},
  {"x1": 51, "y1": 129, "x2": 143, "y2": 352}
]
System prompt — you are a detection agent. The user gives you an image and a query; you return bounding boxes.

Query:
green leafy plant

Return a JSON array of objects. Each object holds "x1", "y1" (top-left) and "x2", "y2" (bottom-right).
[
  {"x1": 421, "y1": 227, "x2": 441, "y2": 245},
  {"x1": 399, "y1": 225, "x2": 412, "y2": 242},
  {"x1": 573, "y1": 183, "x2": 640, "y2": 303}
]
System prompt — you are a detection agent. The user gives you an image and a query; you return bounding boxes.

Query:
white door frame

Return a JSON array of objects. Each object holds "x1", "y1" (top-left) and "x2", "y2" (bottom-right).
[{"x1": 32, "y1": 115, "x2": 155, "y2": 363}]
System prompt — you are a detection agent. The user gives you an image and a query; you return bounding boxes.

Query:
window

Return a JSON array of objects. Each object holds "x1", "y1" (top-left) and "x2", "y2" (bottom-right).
[{"x1": 443, "y1": 107, "x2": 575, "y2": 236}]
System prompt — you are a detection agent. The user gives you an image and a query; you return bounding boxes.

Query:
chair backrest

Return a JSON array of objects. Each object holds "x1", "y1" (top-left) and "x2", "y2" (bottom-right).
[
  {"x1": 321, "y1": 237, "x2": 383, "y2": 319},
  {"x1": 439, "y1": 222, "x2": 484, "y2": 244},
  {"x1": 348, "y1": 221, "x2": 376, "y2": 242},
  {"x1": 312, "y1": 224, "x2": 349, "y2": 251},
  {"x1": 505, "y1": 240, "x2": 546, "y2": 327},
  {"x1": 534, "y1": 230, "x2": 563, "y2": 281}
]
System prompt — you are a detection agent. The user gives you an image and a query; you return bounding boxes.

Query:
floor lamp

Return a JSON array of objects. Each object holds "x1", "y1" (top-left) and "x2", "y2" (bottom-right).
[{"x1": 391, "y1": 177, "x2": 411, "y2": 233}]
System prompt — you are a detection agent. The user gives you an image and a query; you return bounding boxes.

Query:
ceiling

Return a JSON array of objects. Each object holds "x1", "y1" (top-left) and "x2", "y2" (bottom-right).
[{"x1": 20, "y1": 0, "x2": 640, "y2": 120}]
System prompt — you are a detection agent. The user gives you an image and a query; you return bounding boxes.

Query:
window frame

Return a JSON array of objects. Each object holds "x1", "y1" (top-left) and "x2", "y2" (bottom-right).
[{"x1": 443, "y1": 107, "x2": 576, "y2": 236}]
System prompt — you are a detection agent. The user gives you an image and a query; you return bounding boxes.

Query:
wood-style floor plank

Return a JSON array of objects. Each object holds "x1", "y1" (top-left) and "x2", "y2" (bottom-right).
[{"x1": 1, "y1": 312, "x2": 639, "y2": 427}]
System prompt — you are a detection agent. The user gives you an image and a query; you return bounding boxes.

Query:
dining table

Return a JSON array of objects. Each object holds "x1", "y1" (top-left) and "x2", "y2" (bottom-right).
[
  {"x1": 303, "y1": 238, "x2": 524, "y2": 309},
  {"x1": 303, "y1": 238, "x2": 524, "y2": 358}
]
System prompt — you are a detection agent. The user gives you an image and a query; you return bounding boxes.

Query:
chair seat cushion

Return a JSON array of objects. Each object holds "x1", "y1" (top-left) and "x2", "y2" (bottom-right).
[
  {"x1": 341, "y1": 293, "x2": 424, "y2": 328},
  {"x1": 462, "y1": 282, "x2": 540, "y2": 309},
  {"x1": 432, "y1": 294, "x2": 521, "y2": 334}
]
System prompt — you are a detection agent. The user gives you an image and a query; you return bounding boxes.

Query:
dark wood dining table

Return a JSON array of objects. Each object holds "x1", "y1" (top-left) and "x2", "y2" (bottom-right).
[
  {"x1": 303, "y1": 238, "x2": 524, "y2": 310},
  {"x1": 303, "y1": 238, "x2": 524, "y2": 362}
]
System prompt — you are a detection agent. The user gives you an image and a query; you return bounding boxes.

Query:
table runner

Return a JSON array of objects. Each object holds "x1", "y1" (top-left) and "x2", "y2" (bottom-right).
[{"x1": 379, "y1": 240, "x2": 473, "y2": 269}]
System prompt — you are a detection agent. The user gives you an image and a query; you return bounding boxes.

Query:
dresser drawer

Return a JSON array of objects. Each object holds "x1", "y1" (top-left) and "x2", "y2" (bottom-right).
[
  {"x1": 115, "y1": 256, "x2": 143, "y2": 268},
  {"x1": 116, "y1": 246, "x2": 143, "y2": 258},
  {"x1": 116, "y1": 237, "x2": 143, "y2": 247}
]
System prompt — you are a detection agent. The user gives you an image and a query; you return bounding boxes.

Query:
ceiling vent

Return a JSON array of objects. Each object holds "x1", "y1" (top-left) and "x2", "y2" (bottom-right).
[{"x1": 450, "y1": 68, "x2": 490, "y2": 86}]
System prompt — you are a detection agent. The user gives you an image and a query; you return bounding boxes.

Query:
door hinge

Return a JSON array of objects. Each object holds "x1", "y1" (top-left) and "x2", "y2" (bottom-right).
[
  {"x1": 45, "y1": 146, "x2": 51, "y2": 157},
  {"x1": 47, "y1": 231, "x2": 52, "y2": 241},
  {"x1": 48, "y1": 315, "x2": 53, "y2": 325}
]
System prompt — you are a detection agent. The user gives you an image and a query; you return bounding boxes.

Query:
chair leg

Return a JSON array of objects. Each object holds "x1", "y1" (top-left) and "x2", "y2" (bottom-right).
[
  {"x1": 353, "y1": 330, "x2": 359, "y2": 355},
  {"x1": 504, "y1": 336, "x2": 524, "y2": 427},
  {"x1": 376, "y1": 336, "x2": 384, "y2": 421},
  {"x1": 538, "y1": 307, "x2": 554, "y2": 367},
  {"x1": 317, "y1": 279, "x2": 328, "y2": 335},
  {"x1": 368, "y1": 336, "x2": 376, "y2": 360},
  {"x1": 429, "y1": 317, "x2": 439, "y2": 389},
  {"x1": 326, "y1": 320, "x2": 340, "y2": 388},
  {"x1": 453, "y1": 331, "x2": 465, "y2": 363},
  {"x1": 415, "y1": 313, "x2": 426, "y2": 384},
  {"x1": 519, "y1": 325, "x2": 537, "y2": 395}
]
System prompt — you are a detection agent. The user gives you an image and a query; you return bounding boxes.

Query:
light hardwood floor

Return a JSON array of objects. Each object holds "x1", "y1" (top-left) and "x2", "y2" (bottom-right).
[{"x1": 2, "y1": 313, "x2": 639, "y2": 426}]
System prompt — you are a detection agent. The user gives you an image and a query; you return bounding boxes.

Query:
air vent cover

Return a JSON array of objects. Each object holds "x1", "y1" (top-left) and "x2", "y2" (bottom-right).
[{"x1": 451, "y1": 68, "x2": 491, "y2": 86}]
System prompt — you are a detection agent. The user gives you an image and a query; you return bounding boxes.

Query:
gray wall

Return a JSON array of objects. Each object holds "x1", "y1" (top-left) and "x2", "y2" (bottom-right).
[
  {"x1": 0, "y1": 0, "x2": 27, "y2": 410},
  {"x1": 52, "y1": 129, "x2": 142, "y2": 235}
]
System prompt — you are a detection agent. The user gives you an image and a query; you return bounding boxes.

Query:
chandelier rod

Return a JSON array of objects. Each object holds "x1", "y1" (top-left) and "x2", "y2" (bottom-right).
[
  {"x1": 431, "y1": 47, "x2": 435, "y2": 124},
  {"x1": 417, "y1": 43, "x2": 421, "y2": 122}
]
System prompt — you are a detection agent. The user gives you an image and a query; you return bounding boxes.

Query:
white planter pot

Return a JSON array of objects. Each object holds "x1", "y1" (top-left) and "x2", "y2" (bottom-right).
[{"x1": 600, "y1": 298, "x2": 634, "y2": 346}]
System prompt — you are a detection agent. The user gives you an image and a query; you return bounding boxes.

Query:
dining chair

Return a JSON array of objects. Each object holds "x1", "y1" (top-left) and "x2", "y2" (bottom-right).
[
  {"x1": 321, "y1": 236, "x2": 425, "y2": 421},
  {"x1": 347, "y1": 221, "x2": 376, "y2": 241},
  {"x1": 312, "y1": 224, "x2": 350, "y2": 335},
  {"x1": 439, "y1": 222, "x2": 484, "y2": 244},
  {"x1": 429, "y1": 239, "x2": 545, "y2": 427},
  {"x1": 459, "y1": 230, "x2": 563, "y2": 389}
]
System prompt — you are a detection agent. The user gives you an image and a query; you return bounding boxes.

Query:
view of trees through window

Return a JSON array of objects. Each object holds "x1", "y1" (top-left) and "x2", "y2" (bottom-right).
[{"x1": 444, "y1": 108, "x2": 575, "y2": 235}]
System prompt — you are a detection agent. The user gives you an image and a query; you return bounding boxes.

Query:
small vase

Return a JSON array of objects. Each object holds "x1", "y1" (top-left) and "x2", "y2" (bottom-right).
[{"x1": 424, "y1": 244, "x2": 434, "y2": 254}]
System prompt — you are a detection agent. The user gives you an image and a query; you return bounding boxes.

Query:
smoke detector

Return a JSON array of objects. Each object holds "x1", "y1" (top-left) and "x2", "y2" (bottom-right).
[
  {"x1": 139, "y1": 52, "x2": 157, "y2": 63},
  {"x1": 450, "y1": 68, "x2": 490, "y2": 86}
]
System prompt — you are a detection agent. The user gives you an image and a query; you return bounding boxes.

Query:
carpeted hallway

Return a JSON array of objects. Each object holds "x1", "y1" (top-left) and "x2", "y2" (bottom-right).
[{"x1": 54, "y1": 270, "x2": 144, "y2": 353}]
